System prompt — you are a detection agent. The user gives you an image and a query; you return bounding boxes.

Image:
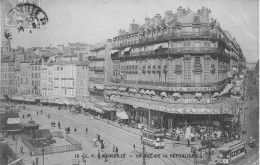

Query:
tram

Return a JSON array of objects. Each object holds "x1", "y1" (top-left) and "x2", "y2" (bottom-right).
[
  {"x1": 141, "y1": 128, "x2": 164, "y2": 149},
  {"x1": 217, "y1": 140, "x2": 246, "y2": 165}
]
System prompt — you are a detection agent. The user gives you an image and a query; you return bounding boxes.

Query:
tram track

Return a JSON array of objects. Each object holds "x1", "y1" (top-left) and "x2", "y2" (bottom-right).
[
  {"x1": 22, "y1": 106, "x2": 194, "y2": 165},
  {"x1": 64, "y1": 112, "x2": 194, "y2": 165}
]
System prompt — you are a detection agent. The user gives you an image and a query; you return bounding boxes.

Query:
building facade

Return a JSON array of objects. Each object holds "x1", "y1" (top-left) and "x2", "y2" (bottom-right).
[
  {"x1": 30, "y1": 62, "x2": 41, "y2": 95},
  {"x1": 107, "y1": 7, "x2": 246, "y2": 132},
  {"x1": 1, "y1": 58, "x2": 15, "y2": 94},
  {"x1": 88, "y1": 40, "x2": 112, "y2": 102},
  {"x1": 53, "y1": 63, "x2": 77, "y2": 98},
  {"x1": 75, "y1": 62, "x2": 89, "y2": 101},
  {"x1": 20, "y1": 61, "x2": 31, "y2": 94}
]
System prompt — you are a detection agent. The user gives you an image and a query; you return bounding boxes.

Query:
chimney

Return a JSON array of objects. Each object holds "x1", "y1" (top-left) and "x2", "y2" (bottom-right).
[
  {"x1": 145, "y1": 17, "x2": 151, "y2": 28},
  {"x1": 154, "y1": 14, "x2": 162, "y2": 26},
  {"x1": 177, "y1": 6, "x2": 184, "y2": 19},
  {"x1": 118, "y1": 29, "x2": 126, "y2": 36},
  {"x1": 165, "y1": 10, "x2": 174, "y2": 23},
  {"x1": 129, "y1": 19, "x2": 139, "y2": 33}
]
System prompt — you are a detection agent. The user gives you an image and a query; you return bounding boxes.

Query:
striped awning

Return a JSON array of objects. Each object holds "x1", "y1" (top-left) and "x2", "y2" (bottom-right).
[
  {"x1": 145, "y1": 90, "x2": 151, "y2": 95},
  {"x1": 119, "y1": 87, "x2": 127, "y2": 91},
  {"x1": 195, "y1": 93, "x2": 202, "y2": 98},
  {"x1": 161, "y1": 92, "x2": 168, "y2": 98},
  {"x1": 213, "y1": 92, "x2": 219, "y2": 98},
  {"x1": 140, "y1": 89, "x2": 145, "y2": 94},
  {"x1": 110, "y1": 50, "x2": 119, "y2": 55},
  {"x1": 173, "y1": 93, "x2": 180, "y2": 98},
  {"x1": 150, "y1": 90, "x2": 156, "y2": 96}
]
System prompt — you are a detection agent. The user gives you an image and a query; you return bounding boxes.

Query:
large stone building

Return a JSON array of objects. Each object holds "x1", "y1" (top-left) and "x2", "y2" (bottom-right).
[
  {"x1": 19, "y1": 61, "x2": 31, "y2": 94},
  {"x1": 30, "y1": 61, "x2": 41, "y2": 95},
  {"x1": 75, "y1": 62, "x2": 89, "y2": 101},
  {"x1": 107, "y1": 7, "x2": 246, "y2": 131},
  {"x1": 0, "y1": 58, "x2": 15, "y2": 94}
]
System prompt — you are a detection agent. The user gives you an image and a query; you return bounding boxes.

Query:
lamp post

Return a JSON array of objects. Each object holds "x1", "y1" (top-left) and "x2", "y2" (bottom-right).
[
  {"x1": 41, "y1": 147, "x2": 45, "y2": 165},
  {"x1": 142, "y1": 144, "x2": 146, "y2": 165}
]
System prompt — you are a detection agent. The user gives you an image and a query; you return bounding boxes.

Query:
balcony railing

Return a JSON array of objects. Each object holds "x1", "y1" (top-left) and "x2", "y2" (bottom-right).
[
  {"x1": 112, "y1": 31, "x2": 217, "y2": 49},
  {"x1": 111, "y1": 78, "x2": 228, "y2": 88},
  {"x1": 113, "y1": 47, "x2": 219, "y2": 60},
  {"x1": 89, "y1": 66, "x2": 105, "y2": 71},
  {"x1": 89, "y1": 77, "x2": 105, "y2": 83},
  {"x1": 169, "y1": 47, "x2": 218, "y2": 54}
]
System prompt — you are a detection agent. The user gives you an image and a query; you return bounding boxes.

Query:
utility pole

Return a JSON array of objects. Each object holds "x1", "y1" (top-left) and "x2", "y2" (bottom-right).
[
  {"x1": 142, "y1": 144, "x2": 146, "y2": 165},
  {"x1": 41, "y1": 147, "x2": 45, "y2": 165}
]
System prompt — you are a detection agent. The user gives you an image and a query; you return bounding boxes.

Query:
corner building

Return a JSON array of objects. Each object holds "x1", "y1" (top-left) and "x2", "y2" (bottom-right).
[{"x1": 107, "y1": 7, "x2": 246, "y2": 134}]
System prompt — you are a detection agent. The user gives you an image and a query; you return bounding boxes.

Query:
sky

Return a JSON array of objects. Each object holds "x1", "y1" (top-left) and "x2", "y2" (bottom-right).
[{"x1": 9, "y1": 0, "x2": 259, "y2": 61}]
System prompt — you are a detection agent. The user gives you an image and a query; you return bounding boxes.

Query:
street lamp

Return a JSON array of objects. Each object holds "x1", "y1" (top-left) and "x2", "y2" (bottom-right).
[
  {"x1": 142, "y1": 144, "x2": 146, "y2": 165},
  {"x1": 41, "y1": 147, "x2": 45, "y2": 165}
]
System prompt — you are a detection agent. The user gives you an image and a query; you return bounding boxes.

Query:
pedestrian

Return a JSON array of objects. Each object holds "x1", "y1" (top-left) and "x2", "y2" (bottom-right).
[
  {"x1": 113, "y1": 145, "x2": 115, "y2": 152},
  {"x1": 41, "y1": 109, "x2": 42, "y2": 114},
  {"x1": 58, "y1": 122, "x2": 61, "y2": 129},
  {"x1": 74, "y1": 128, "x2": 77, "y2": 133},
  {"x1": 37, "y1": 111, "x2": 38, "y2": 115},
  {"x1": 133, "y1": 144, "x2": 135, "y2": 152},
  {"x1": 86, "y1": 127, "x2": 88, "y2": 134},
  {"x1": 116, "y1": 146, "x2": 118, "y2": 153},
  {"x1": 51, "y1": 121, "x2": 53, "y2": 127},
  {"x1": 98, "y1": 149, "x2": 101, "y2": 159},
  {"x1": 22, "y1": 114, "x2": 25, "y2": 119},
  {"x1": 187, "y1": 138, "x2": 190, "y2": 147},
  {"x1": 97, "y1": 134, "x2": 100, "y2": 141},
  {"x1": 53, "y1": 121, "x2": 56, "y2": 127}
]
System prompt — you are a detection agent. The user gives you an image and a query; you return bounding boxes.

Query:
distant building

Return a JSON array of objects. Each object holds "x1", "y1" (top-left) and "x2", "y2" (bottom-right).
[
  {"x1": 53, "y1": 63, "x2": 77, "y2": 98},
  {"x1": 1, "y1": 58, "x2": 15, "y2": 94},
  {"x1": 247, "y1": 61, "x2": 258, "y2": 71},
  {"x1": 15, "y1": 68, "x2": 20, "y2": 94},
  {"x1": 20, "y1": 61, "x2": 31, "y2": 94},
  {"x1": 75, "y1": 62, "x2": 89, "y2": 101},
  {"x1": 30, "y1": 61, "x2": 41, "y2": 95},
  {"x1": 88, "y1": 39, "x2": 113, "y2": 114}
]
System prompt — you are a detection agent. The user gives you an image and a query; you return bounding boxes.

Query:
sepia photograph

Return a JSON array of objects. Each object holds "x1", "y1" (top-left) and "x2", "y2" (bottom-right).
[{"x1": 0, "y1": 0, "x2": 259, "y2": 165}]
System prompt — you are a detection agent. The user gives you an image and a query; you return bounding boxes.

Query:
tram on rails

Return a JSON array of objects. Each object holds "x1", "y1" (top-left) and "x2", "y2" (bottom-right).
[
  {"x1": 217, "y1": 140, "x2": 246, "y2": 165},
  {"x1": 141, "y1": 128, "x2": 164, "y2": 149}
]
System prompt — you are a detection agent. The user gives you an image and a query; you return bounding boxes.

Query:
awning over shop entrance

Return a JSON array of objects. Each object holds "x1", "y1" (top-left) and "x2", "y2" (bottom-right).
[
  {"x1": 7, "y1": 118, "x2": 20, "y2": 124},
  {"x1": 117, "y1": 111, "x2": 129, "y2": 119},
  {"x1": 111, "y1": 95, "x2": 236, "y2": 115}
]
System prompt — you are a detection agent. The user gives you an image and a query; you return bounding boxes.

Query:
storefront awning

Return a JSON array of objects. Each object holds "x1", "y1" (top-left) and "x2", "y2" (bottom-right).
[
  {"x1": 173, "y1": 93, "x2": 180, "y2": 98},
  {"x1": 124, "y1": 47, "x2": 132, "y2": 52},
  {"x1": 161, "y1": 92, "x2": 168, "y2": 98},
  {"x1": 227, "y1": 71, "x2": 232, "y2": 78},
  {"x1": 145, "y1": 90, "x2": 151, "y2": 95},
  {"x1": 150, "y1": 90, "x2": 156, "y2": 96},
  {"x1": 132, "y1": 89, "x2": 138, "y2": 93},
  {"x1": 110, "y1": 50, "x2": 119, "y2": 55},
  {"x1": 195, "y1": 93, "x2": 202, "y2": 98},
  {"x1": 213, "y1": 92, "x2": 219, "y2": 98},
  {"x1": 7, "y1": 118, "x2": 20, "y2": 124},
  {"x1": 94, "y1": 85, "x2": 105, "y2": 90},
  {"x1": 111, "y1": 95, "x2": 228, "y2": 114},
  {"x1": 119, "y1": 87, "x2": 127, "y2": 91},
  {"x1": 117, "y1": 111, "x2": 129, "y2": 119}
]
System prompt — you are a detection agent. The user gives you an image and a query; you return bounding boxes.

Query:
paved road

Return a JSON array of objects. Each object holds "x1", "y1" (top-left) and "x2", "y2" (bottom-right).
[
  {"x1": 237, "y1": 71, "x2": 259, "y2": 165},
  {"x1": 19, "y1": 105, "x2": 195, "y2": 165}
]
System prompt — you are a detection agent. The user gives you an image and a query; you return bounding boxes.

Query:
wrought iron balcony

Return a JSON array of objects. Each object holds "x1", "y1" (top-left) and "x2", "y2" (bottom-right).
[
  {"x1": 111, "y1": 79, "x2": 228, "y2": 88},
  {"x1": 112, "y1": 31, "x2": 217, "y2": 49},
  {"x1": 89, "y1": 66, "x2": 105, "y2": 71},
  {"x1": 89, "y1": 77, "x2": 105, "y2": 83},
  {"x1": 193, "y1": 64, "x2": 203, "y2": 74}
]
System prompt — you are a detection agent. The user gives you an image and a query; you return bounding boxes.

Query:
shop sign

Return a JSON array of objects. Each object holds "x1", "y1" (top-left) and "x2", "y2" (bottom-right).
[{"x1": 111, "y1": 96, "x2": 222, "y2": 114}]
